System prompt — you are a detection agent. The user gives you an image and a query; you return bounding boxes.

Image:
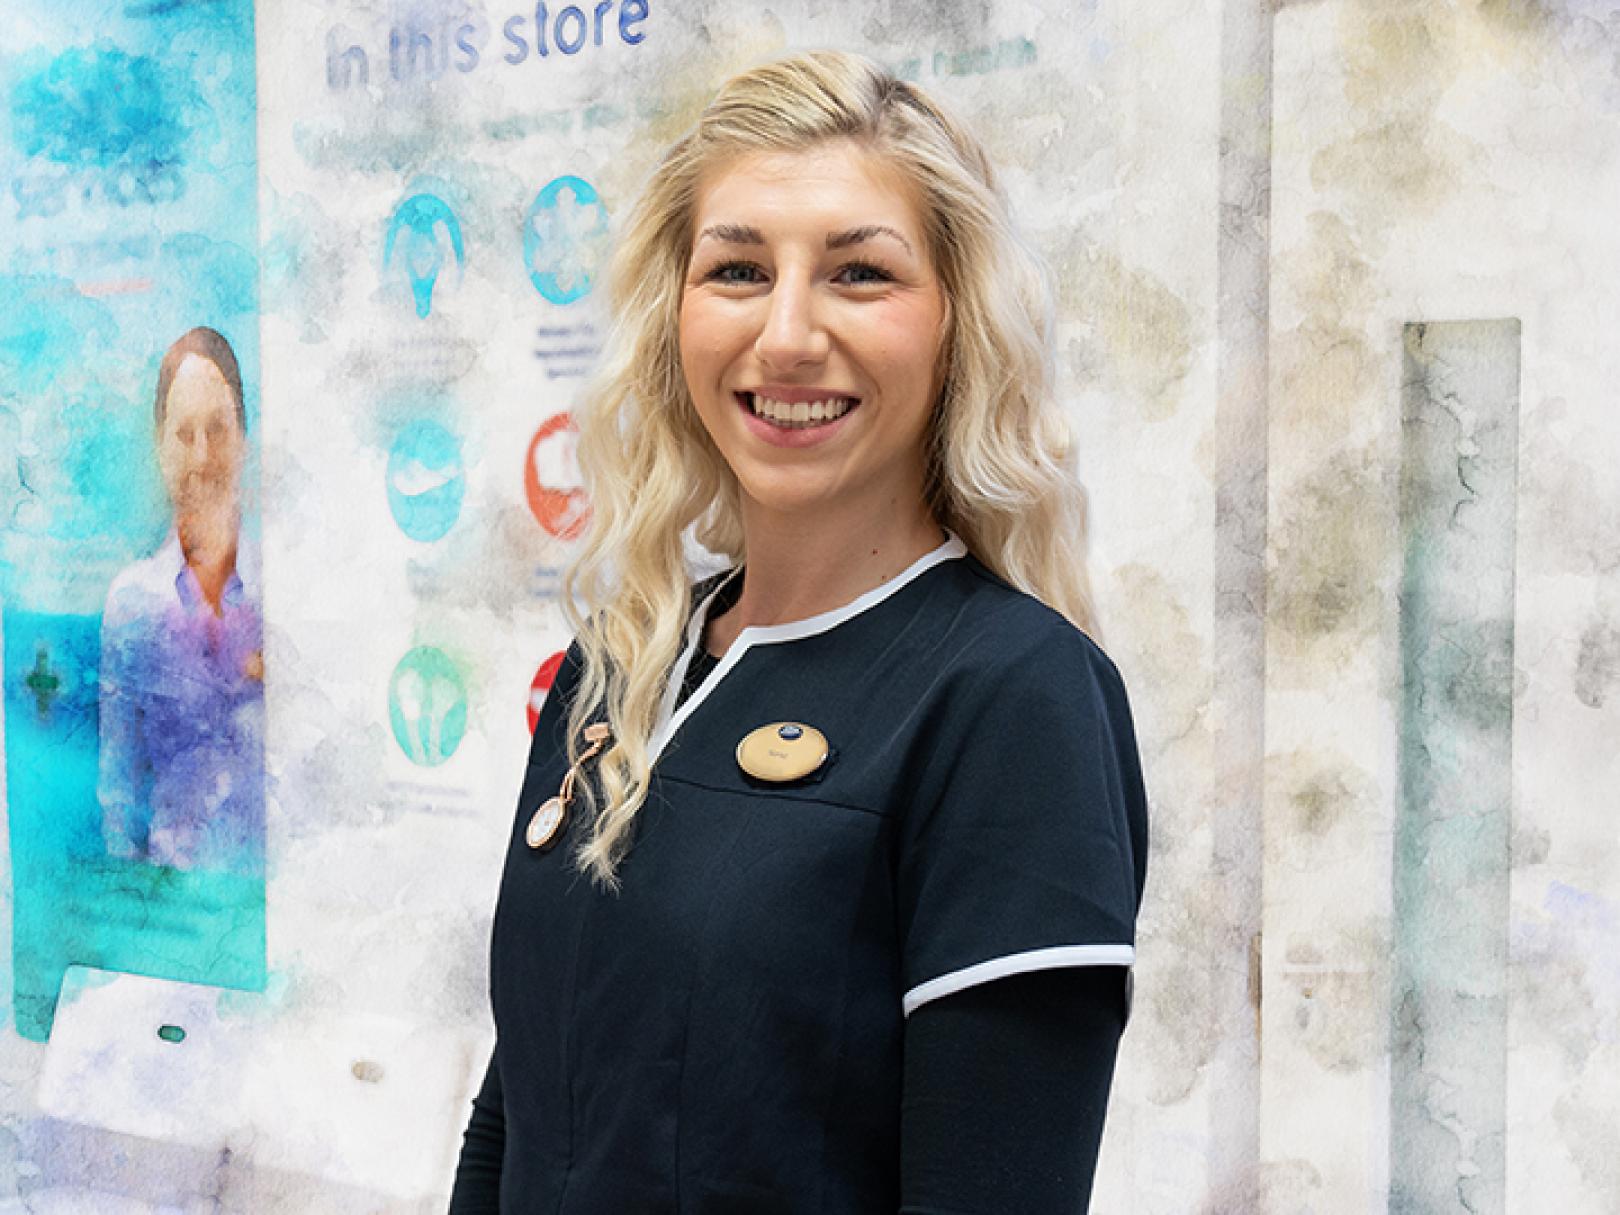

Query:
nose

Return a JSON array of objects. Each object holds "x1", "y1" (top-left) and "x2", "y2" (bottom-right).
[{"x1": 754, "y1": 271, "x2": 828, "y2": 370}]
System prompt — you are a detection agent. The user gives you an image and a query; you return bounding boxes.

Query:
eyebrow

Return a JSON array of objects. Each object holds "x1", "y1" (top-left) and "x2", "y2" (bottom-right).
[
  {"x1": 827, "y1": 224, "x2": 915, "y2": 256},
  {"x1": 695, "y1": 222, "x2": 916, "y2": 257}
]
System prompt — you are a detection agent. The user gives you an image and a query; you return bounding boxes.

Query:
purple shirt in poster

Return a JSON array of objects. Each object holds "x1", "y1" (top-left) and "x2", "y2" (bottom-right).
[{"x1": 96, "y1": 527, "x2": 265, "y2": 877}]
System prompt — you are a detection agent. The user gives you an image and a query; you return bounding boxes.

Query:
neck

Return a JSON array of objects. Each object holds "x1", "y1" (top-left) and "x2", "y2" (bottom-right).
[
  {"x1": 718, "y1": 489, "x2": 945, "y2": 643},
  {"x1": 176, "y1": 507, "x2": 240, "y2": 573}
]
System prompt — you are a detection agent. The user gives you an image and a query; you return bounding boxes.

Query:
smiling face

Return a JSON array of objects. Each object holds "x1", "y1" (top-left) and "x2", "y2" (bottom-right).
[
  {"x1": 157, "y1": 354, "x2": 245, "y2": 514},
  {"x1": 678, "y1": 139, "x2": 948, "y2": 525}
]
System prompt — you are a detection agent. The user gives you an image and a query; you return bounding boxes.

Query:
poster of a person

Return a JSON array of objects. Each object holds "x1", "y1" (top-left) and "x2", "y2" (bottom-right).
[{"x1": 96, "y1": 327, "x2": 265, "y2": 877}]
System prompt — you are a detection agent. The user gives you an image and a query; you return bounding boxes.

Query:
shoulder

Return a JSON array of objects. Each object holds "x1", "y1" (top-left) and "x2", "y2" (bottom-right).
[
  {"x1": 526, "y1": 634, "x2": 591, "y2": 766},
  {"x1": 923, "y1": 553, "x2": 1126, "y2": 709},
  {"x1": 547, "y1": 634, "x2": 589, "y2": 703},
  {"x1": 891, "y1": 558, "x2": 1148, "y2": 921},
  {"x1": 102, "y1": 543, "x2": 180, "y2": 626}
]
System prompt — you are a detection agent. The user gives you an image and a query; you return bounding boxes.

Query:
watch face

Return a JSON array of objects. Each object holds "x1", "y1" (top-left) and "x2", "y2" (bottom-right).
[{"x1": 527, "y1": 796, "x2": 567, "y2": 850}]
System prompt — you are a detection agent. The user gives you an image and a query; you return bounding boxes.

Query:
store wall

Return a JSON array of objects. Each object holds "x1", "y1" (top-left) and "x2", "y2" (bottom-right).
[
  {"x1": 1264, "y1": 3, "x2": 1620, "y2": 1211},
  {"x1": 0, "y1": 0, "x2": 1614, "y2": 1211}
]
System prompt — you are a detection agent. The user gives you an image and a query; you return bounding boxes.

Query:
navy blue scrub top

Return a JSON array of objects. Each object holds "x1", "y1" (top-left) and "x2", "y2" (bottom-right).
[{"x1": 484, "y1": 532, "x2": 1149, "y2": 1212}]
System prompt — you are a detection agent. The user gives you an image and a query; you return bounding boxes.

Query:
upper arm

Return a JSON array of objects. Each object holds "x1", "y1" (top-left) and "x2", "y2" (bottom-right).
[{"x1": 894, "y1": 624, "x2": 1149, "y2": 1024}]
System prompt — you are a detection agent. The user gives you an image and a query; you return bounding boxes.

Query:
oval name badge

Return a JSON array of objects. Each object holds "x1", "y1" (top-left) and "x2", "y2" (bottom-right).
[{"x1": 736, "y1": 722, "x2": 829, "y2": 783}]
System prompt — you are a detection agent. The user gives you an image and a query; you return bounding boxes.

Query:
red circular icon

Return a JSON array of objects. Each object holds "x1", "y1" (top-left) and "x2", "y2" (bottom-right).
[
  {"x1": 527, "y1": 650, "x2": 567, "y2": 734},
  {"x1": 524, "y1": 413, "x2": 589, "y2": 540}
]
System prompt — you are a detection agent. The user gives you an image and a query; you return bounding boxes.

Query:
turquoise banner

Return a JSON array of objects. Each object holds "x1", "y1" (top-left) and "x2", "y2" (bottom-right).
[{"x1": 0, "y1": 0, "x2": 264, "y2": 1041}]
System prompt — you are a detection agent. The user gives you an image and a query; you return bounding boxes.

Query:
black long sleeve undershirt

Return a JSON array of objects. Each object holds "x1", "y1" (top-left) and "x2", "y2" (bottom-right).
[
  {"x1": 898, "y1": 965, "x2": 1126, "y2": 1214},
  {"x1": 449, "y1": 1044, "x2": 505, "y2": 1214},
  {"x1": 448, "y1": 963, "x2": 1126, "y2": 1213}
]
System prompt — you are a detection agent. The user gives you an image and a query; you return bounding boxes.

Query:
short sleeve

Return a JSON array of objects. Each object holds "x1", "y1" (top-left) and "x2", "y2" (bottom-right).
[{"x1": 895, "y1": 624, "x2": 1149, "y2": 1025}]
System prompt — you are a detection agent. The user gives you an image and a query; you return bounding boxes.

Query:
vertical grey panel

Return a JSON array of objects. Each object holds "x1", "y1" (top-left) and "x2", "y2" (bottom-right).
[
  {"x1": 1392, "y1": 319, "x2": 1520, "y2": 1215},
  {"x1": 1212, "y1": 0, "x2": 1273, "y2": 1203}
]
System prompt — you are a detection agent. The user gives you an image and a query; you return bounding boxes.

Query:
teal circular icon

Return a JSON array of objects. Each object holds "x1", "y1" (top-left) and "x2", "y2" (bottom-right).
[
  {"x1": 524, "y1": 175, "x2": 608, "y2": 305},
  {"x1": 388, "y1": 646, "x2": 468, "y2": 766},
  {"x1": 384, "y1": 192, "x2": 465, "y2": 318},
  {"x1": 386, "y1": 420, "x2": 464, "y2": 542}
]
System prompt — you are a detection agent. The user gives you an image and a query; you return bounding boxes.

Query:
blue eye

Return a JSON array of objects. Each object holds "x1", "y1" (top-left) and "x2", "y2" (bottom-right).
[
  {"x1": 706, "y1": 260, "x2": 763, "y2": 284},
  {"x1": 838, "y1": 260, "x2": 893, "y2": 284}
]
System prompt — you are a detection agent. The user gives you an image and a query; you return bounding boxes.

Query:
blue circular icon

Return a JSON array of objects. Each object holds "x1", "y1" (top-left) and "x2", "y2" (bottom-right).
[
  {"x1": 384, "y1": 192, "x2": 465, "y2": 318},
  {"x1": 386, "y1": 419, "x2": 464, "y2": 542},
  {"x1": 778, "y1": 724, "x2": 803, "y2": 740},
  {"x1": 523, "y1": 175, "x2": 608, "y2": 305},
  {"x1": 388, "y1": 646, "x2": 469, "y2": 767}
]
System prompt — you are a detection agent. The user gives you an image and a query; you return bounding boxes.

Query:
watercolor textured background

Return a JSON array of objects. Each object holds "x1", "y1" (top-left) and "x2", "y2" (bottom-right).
[{"x1": 0, "y1": 0, "x2": 1616, "y2": 1210}]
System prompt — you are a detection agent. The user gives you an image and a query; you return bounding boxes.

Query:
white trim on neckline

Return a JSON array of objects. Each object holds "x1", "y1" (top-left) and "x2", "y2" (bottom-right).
[{"x1": 648, "y1": 531, "x2": 968, "y2": 765}]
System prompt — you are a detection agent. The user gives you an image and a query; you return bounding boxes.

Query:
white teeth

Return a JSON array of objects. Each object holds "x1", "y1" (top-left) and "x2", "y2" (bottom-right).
[{"x1": 748, "y1": 394, "x2": 857, "y2": 428}]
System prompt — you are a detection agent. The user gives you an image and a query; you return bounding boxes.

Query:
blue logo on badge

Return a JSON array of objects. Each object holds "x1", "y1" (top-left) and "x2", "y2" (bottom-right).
[
  {"x1": 386, "y1": 419, "x2": 464, "y2": 542},
  {"x1": 384, "y1": 192, "x2": 465, "y2": 318},
  {"x1": 523, "y1": 175, "x2": 608, "y2": 305},
  {"x1": 778, "y1": 724, "x2": 803, "y2": 740}
]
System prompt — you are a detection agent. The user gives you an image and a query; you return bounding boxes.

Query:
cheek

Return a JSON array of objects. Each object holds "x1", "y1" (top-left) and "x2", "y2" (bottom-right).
[
  {"x1": 860, "y1": 318, "x2": 944, "y2": 402},
  {"x1": 678, "y1": 314, "x2": 725, "y2": 427},
  {"x1": 678, "y1": 298, "x2": 723, "y2": 365},
  {"x1": 680, "y1": 295, "x2": 757, "y2": 364},
  {"x1": 678, "y1": 319, "x2": 711, "y2": 407},
  {"x1": 859, "y1": 296, "x2": 942, "y2": 360}
]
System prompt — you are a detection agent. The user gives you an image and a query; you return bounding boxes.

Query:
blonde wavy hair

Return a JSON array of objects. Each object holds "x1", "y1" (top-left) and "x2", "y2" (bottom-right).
[{"x1": 559, "y1": 48, "x2": 1099, "y2": 891}]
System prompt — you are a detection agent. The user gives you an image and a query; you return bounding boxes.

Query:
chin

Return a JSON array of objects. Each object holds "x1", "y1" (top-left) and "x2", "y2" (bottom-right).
[{"x1": 736, "y1": 471, "x2": 842, "y2": 517}]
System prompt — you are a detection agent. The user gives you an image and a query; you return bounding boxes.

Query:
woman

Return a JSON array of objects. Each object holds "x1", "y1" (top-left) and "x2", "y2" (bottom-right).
[{"x1": 452, "y1": 50, "x2": 1149, "y2": 1212}]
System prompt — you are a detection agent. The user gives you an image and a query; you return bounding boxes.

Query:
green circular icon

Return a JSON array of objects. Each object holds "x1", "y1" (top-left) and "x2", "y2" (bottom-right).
[{"x1": 388, "y1": 645, "x2": 468, "y2": 766}]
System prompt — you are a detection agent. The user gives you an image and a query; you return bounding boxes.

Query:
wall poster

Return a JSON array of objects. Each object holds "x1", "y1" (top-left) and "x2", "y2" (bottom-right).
[{"x1": 0, "y1": 0, "x2": 264, "y2": 1041}]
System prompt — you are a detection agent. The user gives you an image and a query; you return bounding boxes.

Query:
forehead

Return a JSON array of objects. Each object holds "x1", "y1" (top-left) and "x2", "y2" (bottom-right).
[
  {"x1": 164, "y1": 355, "x2": 234, "y2": 418},
  {"x1": 691, "y1": 140, "x2": 926, "y2": 238}
]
